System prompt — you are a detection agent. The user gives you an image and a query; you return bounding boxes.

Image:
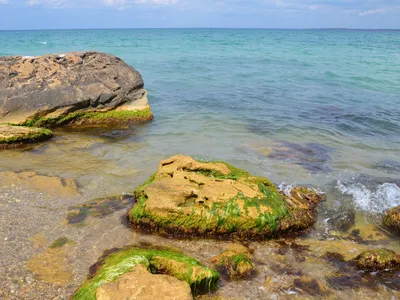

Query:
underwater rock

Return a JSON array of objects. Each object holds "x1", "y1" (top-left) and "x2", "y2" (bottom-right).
[
  {"x1": 292, "y1": 275, "x2": 331, "y2": 297},
  {"x1": 73, "y1": 247, "x2": 219, "y2": 300},
  {"x1": 26, "y1": 237, "x2": 74, "y2": 285},
  {"x1": 67, "y1": 195, "x2": 134, "y2": 224},
  {"x1": 210, "y1": 244, "x2": 254, "y2": 280},
  {"x1": 383, "y1": 206, "x2": 400, "y2": 233},
  {"x1": 0, "y1": 124, "x2": 52, "y2": 148},
  {"x1": 129, "y1": 155, "x2": 324, "y2": 240},
  {"x1": 96, "y1": 264, "x2": 192, "y2": 300},
  {"x1": 248, "y1": 140, "x2": 333, "y2": 173},
  {"x1": 353, "y1": 249, "x2": 400, "y2": 271},
  {"x1": 0, "y1": 52, "x2": 153, "y2": 127},
  {"x1": 376, "y1": 159, "x2": 400, "y2": 173},
  {"x1": 0, "y1": 170, "x2": 78, "y2": 196}
]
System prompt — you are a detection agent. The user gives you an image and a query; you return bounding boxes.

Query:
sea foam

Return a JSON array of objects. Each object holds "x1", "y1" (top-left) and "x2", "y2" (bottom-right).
[{"x1": 337, "y1": 180, "x2": 400, "y2": 213}]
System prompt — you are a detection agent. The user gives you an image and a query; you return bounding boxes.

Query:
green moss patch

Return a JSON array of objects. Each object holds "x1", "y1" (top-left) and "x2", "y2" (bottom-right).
[
  {"x1": 73, "y1": 247, "x2": 219, "y2": 300},
  {"x1": 23, "y1": 108, "x2": 153, "y2": 128},
  {"x1": 49, "y1": 237, "x2": 71, "y2": 248},
  {"x1": 0, "y1": 124, "x2": 52, "y2": 148}
]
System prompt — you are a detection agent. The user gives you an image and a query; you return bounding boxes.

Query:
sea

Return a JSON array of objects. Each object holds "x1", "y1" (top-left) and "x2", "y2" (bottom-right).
[{"x1": 0, "y1": 28, "x2": 400, "y2": 298}]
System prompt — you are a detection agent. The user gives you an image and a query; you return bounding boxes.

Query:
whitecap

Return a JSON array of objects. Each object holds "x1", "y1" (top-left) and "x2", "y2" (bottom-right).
[
  {"x1": 38, "y1": 41, "x2": 47, "y2": 45},
  {"x1": 278, "y1": 182, "x2": 296, "y2": 197},
  {"x1": 336, "y1": 180, "x2": 400, "y2": 213}
]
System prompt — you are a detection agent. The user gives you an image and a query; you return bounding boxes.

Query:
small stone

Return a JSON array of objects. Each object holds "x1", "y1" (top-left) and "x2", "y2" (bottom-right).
[
  {"x1": 211, "y1": 244, "x2": 254, "y2": 280},
  {"x1": 353, "y1": 248, "x2": 400, "y2": 271}
]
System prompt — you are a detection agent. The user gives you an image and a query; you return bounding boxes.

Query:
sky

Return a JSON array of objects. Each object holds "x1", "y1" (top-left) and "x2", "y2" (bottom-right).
[{"x1": 0, "y1": 0, "x2": 399, "y2": 30}]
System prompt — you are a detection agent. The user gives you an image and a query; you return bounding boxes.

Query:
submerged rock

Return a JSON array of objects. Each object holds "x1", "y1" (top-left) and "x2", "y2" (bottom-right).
[
  {"x1": 67, "y1": 195, "x2": 134, "y2": 224},
  {"x1": 383, "y1": 206, "x2": 400, "y2": 233},
  {"x1": 247, "y1": 140, "x2": 334, "y2": 173},
  {"x1": 210, "y1": 244, "x2": 254, "y2": 280},
  {"x1": 96, "y1": 264, "x2": 192, "y2": 300},
  {"x1": 353, "y1": 249, "x2": 400, "y2": 271},
  {"x1": 73, "y1": 247, "x2": 219, "y2": 300},
  {"x1": 26, "y1": 237, "x2": 74, "y2": 285},
  {"x1": 0, "y1": 124, "x2": 52, "y2": 148},
  {"x1": 0, "y1": 52, "x2": 153, "y2": 127},
  {"x1": 129, "y1": 155, "x2": 324, "y2": 240},
  {"x1": 0, "y1": 170, "x2": 78, "y2": 196}
]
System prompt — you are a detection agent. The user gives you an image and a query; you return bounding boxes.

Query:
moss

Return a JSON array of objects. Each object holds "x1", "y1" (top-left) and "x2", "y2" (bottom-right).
[
  {"x1": 211, "y1": 247, "x2": 254, "y2": 280},
  {"x1": 131, "y1": 181, "x2": 289, "y2": 238},
  {"x1": 49, "y1": 237, "x2": 70, "y2": 248},
  {"x1": 73, "y1": 247, "x2": 219, "y2": 300},
  {"x1": 353, "y1": 248, "x2": 400, "y2": 271},
  {"x1": 0, "y1": 126, "x2": 52, "y2": 146},
  {"x1": 383, "y1": 206, "x2": 400, "y2": 233},
  {"x1": 22, "y1": 108, "x2": 153, "y2": 128},
  {"x1": 129, "y1": 156, "x2": 322, "y2": 240}
]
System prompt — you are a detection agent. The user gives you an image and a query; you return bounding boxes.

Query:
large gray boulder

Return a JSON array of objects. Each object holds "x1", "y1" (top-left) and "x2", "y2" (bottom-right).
[{"x1": 0, "y1": 52, "x2": 152, "y2": 127}]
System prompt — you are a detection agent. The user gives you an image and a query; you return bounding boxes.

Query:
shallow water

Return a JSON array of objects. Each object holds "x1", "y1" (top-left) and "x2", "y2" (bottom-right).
[{"x1": 0, "y1": 29, "x2": 400, "y2": 299}]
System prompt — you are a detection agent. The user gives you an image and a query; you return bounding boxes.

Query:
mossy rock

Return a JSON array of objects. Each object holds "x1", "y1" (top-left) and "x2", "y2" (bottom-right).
[
  {"x1": 210, "y1": 244, "x2": 254, "y2": 280},
  {"x1": 73, "y1": 247, "x2": 220, "y2": 300},
  {"x1": 129, "y1": 155, "x2": 324, "y2": 240},
  {"x1": 0, "y1": 124, "x2": 52, "y2": 149},
  {"x1": 353, "y1": 248, "x2": 400, "y2": 271},
  {"x1": 383, "y1": 206, "x2": 400, "y2": 233},
  {"x1": 22, "y1": 108, "x2": 153, "y2": 128}
]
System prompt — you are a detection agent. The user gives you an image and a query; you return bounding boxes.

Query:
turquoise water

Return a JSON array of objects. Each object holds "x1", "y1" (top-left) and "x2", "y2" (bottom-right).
[
  {"x1": 2, "y1": 28, "x2": 400, "y2": 300},
  {"x1": 1, "y1": 29, "x2": 400, "y2": 212}
]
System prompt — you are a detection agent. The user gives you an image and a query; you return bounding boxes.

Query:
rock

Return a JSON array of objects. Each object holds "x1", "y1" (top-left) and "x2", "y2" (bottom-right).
[
  {"x1": 129, "y1": 155, "x2": 324, "y2": 240},
  {"x1": 246, "y1": 140, "x2": 334, "y2": 173},
  {"x1": 383, "y1": 206, "x2": 400, "y2": 233},
  {"x1": 0, "y1": 52, "x2": 153, "y2": 127},
  {"x1": 96, "y1": 264, "x2": 192, "y2": 300},
  {"x1": 0, "y1": 124, "x2": 52, "y2": 148},
  {"x1": 73, "y1": 247, "x2": 219, "y2": 300},
  {"x1": 291, "y1": 275, "x2": 331, "y2": 297},
  {"x1": 26, "y1": 238, "x2": 74, "y2": 285},
  {"x1": 0, "y1": 170, "x2": 78, "y2": 196},
  {"x1": 66, "y1": 195, "x2": 134, "y2": 224},
  {"x1": 210, "y1": 244, "x2": 254, "y2": 279},
  {"x1": 353, "y1": 249, "x2": 400, "y2": 271}
]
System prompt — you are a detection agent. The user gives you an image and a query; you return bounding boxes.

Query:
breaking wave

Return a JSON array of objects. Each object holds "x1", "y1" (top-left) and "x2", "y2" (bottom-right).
[{"x1": 336, "y1": 180, "x2": 400, "y2": 213}]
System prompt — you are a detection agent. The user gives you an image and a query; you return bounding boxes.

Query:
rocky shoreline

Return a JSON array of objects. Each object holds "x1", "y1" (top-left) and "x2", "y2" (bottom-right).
[{"x1": 1, "y1": 51, "x2": 400, "y2": 299}]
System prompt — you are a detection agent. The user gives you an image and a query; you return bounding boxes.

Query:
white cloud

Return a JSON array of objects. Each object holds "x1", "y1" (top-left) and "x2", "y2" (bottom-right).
[
  {"x1": 103, "y1": 0, "x2": 127, "y2": 6},
  {"x1": 135, "y1": 0, "x2": 179, "y2": 5},
  {"x1": 359, "y1": 8, "x2": 385, "y2": 16},
  {"x1": 26, "y1": 0, "x2": 69, "y2": 7},
  {"x1": 0, "y1": 0, "x2": 9, "y2": 4}
]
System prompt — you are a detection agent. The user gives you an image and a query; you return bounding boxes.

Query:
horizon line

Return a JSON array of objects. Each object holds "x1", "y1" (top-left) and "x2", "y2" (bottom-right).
[{"x1": 1, "y1": 27, "x2": 400, "y2": 31}]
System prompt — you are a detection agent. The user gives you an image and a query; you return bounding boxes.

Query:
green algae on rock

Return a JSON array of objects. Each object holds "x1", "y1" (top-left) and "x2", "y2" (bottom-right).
[
  {"x1": 210, "y1": 244, "x2": 254, "y2": 280},
  {"x1": 353, "y1": 248, "x2": 400, "y2": 271},
  {"x1": 73, "y1": 247, "x2": 219, "y2": 300},
  {"x1": 383, "y1": 206, "x2": 400, "y2": 233},
  {"x1": 0, "y1": 124, "x2": 52, "y2": 149},
  {"x1": 22, "y1": 108, "x2": 153, "y2": 128},
  {"x1": 129, "y1": 155, "x2": 324, "y2": 240},
  {"x1": 49, "y1": 237, "x2": 71, "y2": 249}
]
